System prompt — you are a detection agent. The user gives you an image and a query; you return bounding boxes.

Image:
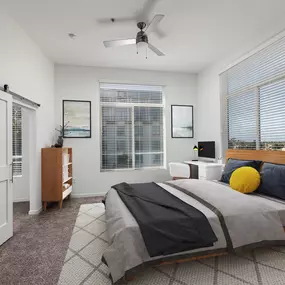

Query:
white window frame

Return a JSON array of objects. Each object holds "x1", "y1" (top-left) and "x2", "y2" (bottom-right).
[{"x1": 100, "y1": 91, "x2": 166, "y2": 172}]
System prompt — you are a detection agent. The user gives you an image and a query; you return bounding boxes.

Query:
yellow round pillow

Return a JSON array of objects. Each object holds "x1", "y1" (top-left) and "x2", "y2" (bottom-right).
[{"x1": 230, "y1": 166, "x2": 260, "y2": 194}]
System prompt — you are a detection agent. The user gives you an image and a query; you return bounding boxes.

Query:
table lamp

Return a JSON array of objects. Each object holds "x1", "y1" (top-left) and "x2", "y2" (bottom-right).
[{"x1": 193, "y1": 145, "x2": 198, "y2": 161}]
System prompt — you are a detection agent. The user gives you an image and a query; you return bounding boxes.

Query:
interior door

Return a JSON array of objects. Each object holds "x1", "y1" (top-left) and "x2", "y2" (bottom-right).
[{"x1": 0, "y1": 90, "x2": 13, "y2": 245}]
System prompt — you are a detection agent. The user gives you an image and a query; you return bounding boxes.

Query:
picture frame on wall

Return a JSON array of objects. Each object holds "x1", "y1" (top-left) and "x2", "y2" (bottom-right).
[
  {"x1": 171, "y1": 105, "x2": 194, "y2": 138},
  {"x1": 63, "y1": 100, "x2": 91, "y2": 138}
]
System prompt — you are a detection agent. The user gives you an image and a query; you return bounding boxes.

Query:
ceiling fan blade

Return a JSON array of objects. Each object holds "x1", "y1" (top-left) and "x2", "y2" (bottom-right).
[
  {"x1": 136, "y1": 0, "x2": 160, "y2": 22},
  {"x1": 153, "y1": 26, "x2": 166, "y2": 38},
  {"x1": 148, "y1": 43, "x2": 165, "y2": 56},
  {"x1": 145, "y1": 14, "x2": 165, "y2": 33},
  {"x1": 97, "y1": 17, "x2": 135, "y2": 25},
  {"x1": 103, "y1": 38, "x2": 136, "y2": 48}
]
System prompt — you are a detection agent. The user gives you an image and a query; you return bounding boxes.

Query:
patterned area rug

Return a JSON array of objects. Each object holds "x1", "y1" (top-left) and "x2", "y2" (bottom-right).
[{"x1": 59, "y1": 203, "x2": 285, "y2": 285}]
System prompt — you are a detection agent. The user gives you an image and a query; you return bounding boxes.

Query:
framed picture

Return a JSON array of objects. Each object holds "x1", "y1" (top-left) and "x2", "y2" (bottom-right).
[
  {"x1": 171, "y1": 105, "x2": 194, "y2": 138},
  {"x1": 63, "y1": 100, "x2": 91, "y2": 138}
]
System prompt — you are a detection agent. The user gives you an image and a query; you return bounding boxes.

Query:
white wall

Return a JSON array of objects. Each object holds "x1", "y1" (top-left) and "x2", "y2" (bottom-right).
[
  {"x1": 196, "y1": 21, "x2": 285, "y2": 159},
  {"x1": 55, "y1": 65, "x2": 197, "y2": 196},
  {"x1": 0, "y1": 11, "x2": 55, "y2": 213}
]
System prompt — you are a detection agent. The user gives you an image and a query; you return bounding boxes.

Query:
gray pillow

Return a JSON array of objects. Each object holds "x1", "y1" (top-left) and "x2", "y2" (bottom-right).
[
  {"x1": 257, "y1": 163, "x2": 285, "y2": 200},
  {"x1": 221, "y1": 158, "x2": 262, "y2": 184}
]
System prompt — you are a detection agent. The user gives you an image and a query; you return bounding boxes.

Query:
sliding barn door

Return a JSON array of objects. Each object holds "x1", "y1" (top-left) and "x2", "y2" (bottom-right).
[{"x1": 0, "y1": 90, "x2": 13, "y2": 245}]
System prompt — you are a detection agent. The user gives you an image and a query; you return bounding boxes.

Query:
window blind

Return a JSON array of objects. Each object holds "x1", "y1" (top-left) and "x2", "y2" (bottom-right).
[
  {"x1": 12, "y1": 105, "x2": 22, "y2": 176},
  {"x1": 100, "y1": 83, "x2": 164, "y2": 171},
  {"x1": 101, "y1": 106, "x2": 133, "y2": 170},
  {"x1": 260, "y1": 79, "x2": 285, "y2": 150},
  {"x1": 221, "y1": 36, "x2": 285, "y2": 153}
]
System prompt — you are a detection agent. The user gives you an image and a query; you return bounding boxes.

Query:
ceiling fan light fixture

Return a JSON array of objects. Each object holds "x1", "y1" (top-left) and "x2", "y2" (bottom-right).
[
  {"x1": 137, "y1": 41, "x2": 148, "y2": 49},
  {"x1": 136, "y1": 41, "x2": 148, "y2": 59}
]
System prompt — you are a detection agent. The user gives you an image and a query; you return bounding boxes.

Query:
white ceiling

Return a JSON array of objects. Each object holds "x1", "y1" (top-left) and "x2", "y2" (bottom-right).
[{"x1": 3, "y1": 0, "x2": 285, "y2": 73}]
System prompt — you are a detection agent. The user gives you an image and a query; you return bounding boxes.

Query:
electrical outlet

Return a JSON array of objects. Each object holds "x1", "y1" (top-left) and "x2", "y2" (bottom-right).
[{"x1": 73, "y1": 177, "x2": 76, "y2": 184}]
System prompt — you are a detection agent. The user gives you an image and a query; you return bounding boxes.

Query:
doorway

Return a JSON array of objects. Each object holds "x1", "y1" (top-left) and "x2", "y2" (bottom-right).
[
  {"x1": 0, "y1": 89, "x2": 38, "y2": 246},
  {"x1": 12, "y1": 101, "x2": 37, "y2": 215},
  {"x1": 12, "y1": 105, "x2": 30, "y2": 205}
]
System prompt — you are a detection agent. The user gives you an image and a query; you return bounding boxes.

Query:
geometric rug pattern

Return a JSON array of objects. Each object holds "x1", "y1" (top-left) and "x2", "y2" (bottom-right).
[{"x1": 58, "y1": 203, "x2": 285, "y2": 285}]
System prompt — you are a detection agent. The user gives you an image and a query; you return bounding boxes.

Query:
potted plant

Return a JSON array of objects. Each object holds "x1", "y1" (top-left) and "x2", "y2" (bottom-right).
[{"x1": 53, "y1": 122, "x2": 69, "y2": 148}]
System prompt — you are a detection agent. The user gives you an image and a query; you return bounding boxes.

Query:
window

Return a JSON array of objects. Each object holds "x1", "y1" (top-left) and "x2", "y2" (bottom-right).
[
  {"x1": 135, "y1": 126, "x2": 143, "y2": 136},
  {"x1": 152, "y1": 125, "x2": 160, "y2": 136},
  {"x1": 101, "y1": 106, "x2": 132, "y2": 170},
  {"x1": 260, "y1": 80, "x2": 285, "y2": 150},
  {"x1": 135, "y1": 154, "x2": 144, "y2": 168},
  {"x1": 100, "y1": 83, "x2": 164, "y2": 171},
  {"x1": 221, "y1": 36, "x2": 285, "y2": 153},
  {"x1": 12, "y1": 105, "x2": 22, "y2": 176},
  {"x1": 117, "y1": 140, "x2": 126, "y2": 152},
  {"x1": 117, "y1": 126, "x2": 125, "y2": 136}
]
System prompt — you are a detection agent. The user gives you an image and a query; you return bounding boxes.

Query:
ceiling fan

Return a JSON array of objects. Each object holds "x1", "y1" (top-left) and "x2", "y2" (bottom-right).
[
  {"x1": 98, "y1": 0, "x2": 165, "y2": 38},
  {"x1": 103, "y1": 15, "x2": 165, "y2": 58}
]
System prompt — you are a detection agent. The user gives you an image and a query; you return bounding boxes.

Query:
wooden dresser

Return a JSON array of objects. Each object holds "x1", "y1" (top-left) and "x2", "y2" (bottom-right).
[{"x1": 41, "y1": 147, "x2": 73, "y2": 210}]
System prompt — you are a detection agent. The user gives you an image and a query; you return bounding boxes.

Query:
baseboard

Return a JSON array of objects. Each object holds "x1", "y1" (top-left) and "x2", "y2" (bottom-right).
[
  {"x1": 71, "y1": 192, "x2": 106, "y2": 198},
  {"x1": 13, "y1": 197, "x2": 29, "y2": 203},
  {"x1": 29, "y1": 207, "x2": 42, "y2": 215}
]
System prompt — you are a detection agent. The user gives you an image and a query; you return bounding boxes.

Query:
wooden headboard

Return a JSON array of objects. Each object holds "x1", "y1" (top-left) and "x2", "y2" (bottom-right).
[{"x1": 226, "y1": 149, "x2": 285, "y2": 165}]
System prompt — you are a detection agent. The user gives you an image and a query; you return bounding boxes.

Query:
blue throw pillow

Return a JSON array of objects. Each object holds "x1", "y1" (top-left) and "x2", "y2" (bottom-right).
[
  {"x1": 221, "y1": 158, "x2": 262, "y2": 184},
  {"x1": 257, "y1": 163, "x2": 285, "y2": 200}
]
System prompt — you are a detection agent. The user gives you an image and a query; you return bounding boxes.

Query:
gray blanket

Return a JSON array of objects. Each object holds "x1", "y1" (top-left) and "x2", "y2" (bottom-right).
[
  {"x1": 103, "y1": 179, "x2": 285, "y2": 283},
  {"x1": 113, "y1": 182, "x2": 217, "y2": 257}
]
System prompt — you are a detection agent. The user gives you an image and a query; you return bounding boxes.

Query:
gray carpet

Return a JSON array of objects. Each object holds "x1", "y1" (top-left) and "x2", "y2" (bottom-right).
[
  {"x1": 59, "y1": 203, "x2": 285, "y2": 285},
  {"x1": 0, "y1": 198, "x2": 103, "y2": 285}
]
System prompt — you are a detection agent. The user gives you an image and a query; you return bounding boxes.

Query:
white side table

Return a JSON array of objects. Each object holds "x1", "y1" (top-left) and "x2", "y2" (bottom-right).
[
  {"x1": 184, "y1": 161, "x2": 224, "y2": 181},
  {"x1": 169, "y1": 162, "x2": 190, "y2": 179}
]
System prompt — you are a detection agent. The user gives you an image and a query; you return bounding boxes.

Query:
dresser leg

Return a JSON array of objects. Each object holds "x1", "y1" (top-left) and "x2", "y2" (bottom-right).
[
  {"x1": 43, "y1": 202, "x2": 47, "y2": 211},
  {"x1": 59, "y1": 200, "x2": 63, "y2": 209}
]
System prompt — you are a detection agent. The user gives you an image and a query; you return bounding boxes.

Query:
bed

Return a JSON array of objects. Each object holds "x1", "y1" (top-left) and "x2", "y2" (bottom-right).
[{"x1": 102, "y1": 150, "x2": 285, "y2": 284}]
